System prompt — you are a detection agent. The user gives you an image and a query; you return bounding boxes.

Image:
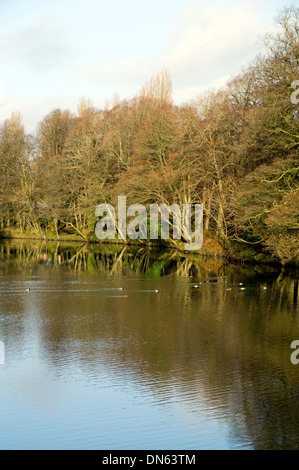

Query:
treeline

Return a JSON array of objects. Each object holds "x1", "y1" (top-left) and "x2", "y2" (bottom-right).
[{"x1": 0, "y1": 7, "x2": 298, "y2": 264}]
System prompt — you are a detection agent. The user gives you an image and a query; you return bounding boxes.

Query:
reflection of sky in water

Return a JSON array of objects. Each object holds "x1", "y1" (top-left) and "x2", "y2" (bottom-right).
[
  {"x1": 0, "y1": 360, "x2": 236, "y2": 450},
  {"x1": 0, "y1": 244, "x2": 298, "y2": 449}
]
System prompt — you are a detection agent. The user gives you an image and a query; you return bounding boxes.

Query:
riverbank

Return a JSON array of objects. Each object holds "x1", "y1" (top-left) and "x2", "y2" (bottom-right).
[{"x1": 1, "y1": 226, "x2": 295, "y2": 267}]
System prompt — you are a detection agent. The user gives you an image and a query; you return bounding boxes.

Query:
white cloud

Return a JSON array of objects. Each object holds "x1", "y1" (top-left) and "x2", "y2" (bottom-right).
[
  {"x1": 0, "y1": 94, "x2": 78, "y2": 133},
  {"x1": 0, "y1": 15, "x2": 70, "y2": 71},
  {"x1": 0, "y1": 81, "x2": 5, "y2": 106},
  {"x1": 70, "y1": 60, "x2": 149, "y2": 86},
  {"x1": 0, "y1": 0, "x2": 281, "y2": 132},
  {"x1": 159, "y1": 0, "x2": 273, "y2": 94},
  {"x1": 68, "y1": 0, "x2": 274, "y2": 105}
]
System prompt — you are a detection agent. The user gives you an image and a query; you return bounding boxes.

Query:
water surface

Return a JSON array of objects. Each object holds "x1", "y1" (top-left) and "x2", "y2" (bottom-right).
[{"x1": 0, "y1": 240, "x2": 298, "y2": 449}]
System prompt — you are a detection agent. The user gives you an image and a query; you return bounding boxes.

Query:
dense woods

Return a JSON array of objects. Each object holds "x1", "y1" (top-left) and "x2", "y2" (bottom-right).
[{"x1": 0, "y1": 7, "x2": 298, "y2": 264}]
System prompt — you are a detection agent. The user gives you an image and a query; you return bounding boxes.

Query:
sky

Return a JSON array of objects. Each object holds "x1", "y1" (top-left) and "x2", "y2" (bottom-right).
[{"x1": 0, "y1": 0, "x2": 294, "y2": 133}]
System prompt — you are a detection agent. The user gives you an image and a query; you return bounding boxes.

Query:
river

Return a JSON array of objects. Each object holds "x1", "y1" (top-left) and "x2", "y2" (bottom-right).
[{"x1": 0, "y1": 239, "x2": 298, "y2": 450}]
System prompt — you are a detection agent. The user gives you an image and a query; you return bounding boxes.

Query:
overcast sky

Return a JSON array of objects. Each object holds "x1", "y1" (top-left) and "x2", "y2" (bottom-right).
[{"x1": 0, "y1": 0, "x2": 292, "y2": 133}]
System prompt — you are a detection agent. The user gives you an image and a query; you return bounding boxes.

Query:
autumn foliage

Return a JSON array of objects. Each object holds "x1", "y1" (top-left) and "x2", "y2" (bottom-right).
[{"x1": 0, "y1": 9, "x2": 298, "y2": 264}]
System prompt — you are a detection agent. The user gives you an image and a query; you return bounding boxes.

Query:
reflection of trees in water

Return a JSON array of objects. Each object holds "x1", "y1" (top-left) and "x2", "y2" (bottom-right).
[
  {"x1": 2, "y1": 239, "x2": 297, "y2": 282},
  {"x1": 38, "y1": 273, "x2": 299, "y2": 448},
  {"x1": 32, "y1": 274, "x2": 299, "y2": 447},
  {"x1": 0, "y1": 239, "x2": 229, "y2": 277},
  {"x1": 1, "y1": 239, "x2": 299, "y2": 448}
]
